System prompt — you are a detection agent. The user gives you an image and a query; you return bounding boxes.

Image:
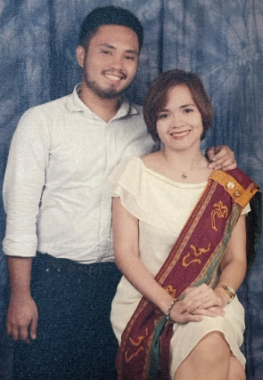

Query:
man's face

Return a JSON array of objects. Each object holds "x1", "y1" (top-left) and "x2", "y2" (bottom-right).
[{"x1": 77, "y1": 24, "x2": 140, "y2": 99}]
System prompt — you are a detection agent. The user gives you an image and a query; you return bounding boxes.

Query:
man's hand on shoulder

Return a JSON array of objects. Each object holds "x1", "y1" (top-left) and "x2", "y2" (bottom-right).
[
  {"x1": 7, "y1": 295, "x2": 38, "y2": 343},
  {"x1": 206, "y1": 145, "x2": 237, "y2": 171}
]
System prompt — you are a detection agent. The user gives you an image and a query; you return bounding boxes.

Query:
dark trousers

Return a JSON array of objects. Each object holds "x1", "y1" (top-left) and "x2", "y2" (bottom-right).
[{"x1": 13, "y1": 254, "x2": 121, "y2": 380}]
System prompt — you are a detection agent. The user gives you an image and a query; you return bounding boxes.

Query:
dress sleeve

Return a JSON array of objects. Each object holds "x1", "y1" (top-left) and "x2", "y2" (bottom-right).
[
  {"x1": 109, "y1": 156, "x2": 143, "y2": 197},
  {"x1": 108, "y1": 156, "x2": 159, "y2": 225}
]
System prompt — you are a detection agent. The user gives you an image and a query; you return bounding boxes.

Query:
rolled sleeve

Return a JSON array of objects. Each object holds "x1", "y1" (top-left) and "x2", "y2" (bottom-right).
[{"x1": 3, "y1": 108, "x2": 50, "y2": 257}]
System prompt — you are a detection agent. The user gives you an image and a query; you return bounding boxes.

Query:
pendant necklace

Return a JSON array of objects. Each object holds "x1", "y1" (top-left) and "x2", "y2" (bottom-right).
[{"x1": 175, "y1": 154, "x2": 204, "y2": 179}]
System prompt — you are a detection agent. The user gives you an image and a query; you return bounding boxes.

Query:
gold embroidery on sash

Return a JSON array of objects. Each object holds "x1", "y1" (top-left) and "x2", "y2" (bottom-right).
[
  {"x1": 125, "y1": 328, "x2": 149, "y2": 363},
  {"x1": 211, "y1": 201, "x2": 228, "y2": 231},
  {"x1": 182, "y1": 244, "x2": 211, "y2": 267},
  {"x1": 164, "y1": 285, "x2": 176, "y2": 298}
]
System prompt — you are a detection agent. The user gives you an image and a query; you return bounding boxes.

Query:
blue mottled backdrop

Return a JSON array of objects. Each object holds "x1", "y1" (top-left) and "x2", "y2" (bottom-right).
[{"x1": 0, "y1": 0, "x2": 263, "y2": 379}]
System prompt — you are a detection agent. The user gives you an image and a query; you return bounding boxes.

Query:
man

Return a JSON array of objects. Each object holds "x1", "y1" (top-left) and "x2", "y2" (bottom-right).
[{"x1": 3, "y1": 5, "x2": 236, "y2": 380}]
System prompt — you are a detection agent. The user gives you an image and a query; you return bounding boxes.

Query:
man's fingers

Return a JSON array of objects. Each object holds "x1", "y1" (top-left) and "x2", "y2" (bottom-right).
[
  {"x1": 6, "y1": 321, "x2": 12, "y2": 337},
  {"x1": 30, "y1": 316, "x2": 38, "y2": 340},
  {"x1": 206, "y1": 145, "x2": 237, "y2": 170},
  {"x1": 208, "y1": 159, "x2": 236, "y2": 171},
  {"x1": 213, "y1": 145, "x2": 223, "y2": 155},
  {"x1": 7, "y1": 324, "x2": 20, "y2": 341},
  {"x1": 206, "y1": 145, "x2": 226, "y2": 160},
  {"x1": 206, "y1": 146, "x2": 215, "y2": 162},
  {"x1": 19, "y1": 325, "x2": 30, "y2": 342},
  {"x1": 7, "y1": 318, "x2": 37, "y2": 342}
]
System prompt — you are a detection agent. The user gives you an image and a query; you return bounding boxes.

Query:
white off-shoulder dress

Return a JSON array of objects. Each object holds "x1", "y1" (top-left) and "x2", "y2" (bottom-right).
[{"x1": 110, "y1": 156, "x2": 247, "y2": 377}]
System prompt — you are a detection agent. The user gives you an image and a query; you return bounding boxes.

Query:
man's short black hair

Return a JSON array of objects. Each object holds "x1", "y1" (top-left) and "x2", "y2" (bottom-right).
[{"x1": 79, "y1": 5, "x2": 144, "y2": 50}]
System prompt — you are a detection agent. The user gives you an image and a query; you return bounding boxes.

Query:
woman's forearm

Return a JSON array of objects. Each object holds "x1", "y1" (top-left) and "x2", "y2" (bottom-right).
[{"x1": 115, "y1": 250, "x2": 174, "y2": 314}]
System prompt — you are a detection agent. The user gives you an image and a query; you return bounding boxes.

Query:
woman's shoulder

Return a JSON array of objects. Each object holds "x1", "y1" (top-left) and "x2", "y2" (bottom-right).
[
  {"x1": 110, "y1": 152, "x2": 163, "y2": 181},
  {"x1": 141, "y1": 151, "x2": 162, "y2": 164},
  {"x1": 109, "y1": 155, "x2": 144, "y2": 186},
  {"x1": 141, "y1": 151, "x2": 164, "y2": 172}
]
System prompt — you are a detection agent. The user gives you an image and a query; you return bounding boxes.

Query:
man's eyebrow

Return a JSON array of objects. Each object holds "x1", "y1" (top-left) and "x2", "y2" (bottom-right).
[
  {"x1": 125, "y1": 49, "x2": 139, "y2": 56},
  {"x1": 100, "y1": 43, "x2": 116, "y2": 50},
  {"x1": 100, "y1": 43, "x2": 138, "y2": 56}
]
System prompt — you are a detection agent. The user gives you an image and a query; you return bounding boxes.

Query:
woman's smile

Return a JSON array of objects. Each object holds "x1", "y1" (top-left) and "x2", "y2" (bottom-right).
[
  {"x1": 156, "y1": 84, "x2": 203, "y2": 152},
  {"x1": 170, "y1": 129, "x2": 191, "y2": 139}
]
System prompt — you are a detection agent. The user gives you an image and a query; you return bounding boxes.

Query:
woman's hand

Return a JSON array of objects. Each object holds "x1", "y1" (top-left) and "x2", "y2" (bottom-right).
[
  {"x1": 178, "y1": 284, "x2": 226, "y2": 316},
  {"x1": 169, "y1": 299, "x2": 223, "y2": 324}
]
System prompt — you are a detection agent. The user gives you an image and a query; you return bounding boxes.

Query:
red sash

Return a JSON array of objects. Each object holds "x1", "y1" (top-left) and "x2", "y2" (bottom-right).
[{"x1": 116, "y1": 169, "x2": 260, "y2": 380}]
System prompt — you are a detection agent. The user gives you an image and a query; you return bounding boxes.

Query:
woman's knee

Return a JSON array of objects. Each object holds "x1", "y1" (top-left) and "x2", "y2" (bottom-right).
[
  {"x1": 228, "y1": 356, "x2": 246, "y2": 380},
  {"x1": 173, "y1": 332, "x2": 231, "y2": 380},
  {"x1": 194, "y1": 331, "x2": 230, "y2": 364}
]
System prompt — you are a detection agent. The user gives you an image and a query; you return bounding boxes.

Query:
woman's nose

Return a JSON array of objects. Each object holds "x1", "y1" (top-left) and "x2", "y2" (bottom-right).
[{"x1": 171, "y1": 113, "x2": 183, "y2": 128}]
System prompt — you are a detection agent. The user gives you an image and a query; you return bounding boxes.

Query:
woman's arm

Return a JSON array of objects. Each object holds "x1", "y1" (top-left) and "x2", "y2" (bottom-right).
[
  {"x1": 112, "y1": 197, "x2": 221, "y2": 323},
  {"x1": 182, "y1": 214, "x2": 247, "y2": 313},
  {"x1": 112, "y1": 197, "x2": 173, "y2": 313},
  {"x1": 214, "y1": 214, "x2": 247, "y2": 304}
]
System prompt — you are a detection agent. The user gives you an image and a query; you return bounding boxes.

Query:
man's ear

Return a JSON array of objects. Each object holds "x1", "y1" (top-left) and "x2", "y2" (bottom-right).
[{"x1": 76, "y1": 45, "x2": 85, "y2": 68}]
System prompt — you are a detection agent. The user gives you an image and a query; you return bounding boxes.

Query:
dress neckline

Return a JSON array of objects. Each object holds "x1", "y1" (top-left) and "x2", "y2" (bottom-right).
[{"x1": 138, "y1": 157, "x2": 209, "y2": 189}]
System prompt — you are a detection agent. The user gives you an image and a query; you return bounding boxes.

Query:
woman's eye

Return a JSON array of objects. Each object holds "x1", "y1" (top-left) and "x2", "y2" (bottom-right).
[
  {"x1": 157, "y1": 113, "x2": 169, "y2": 120},
  {"x1": 102, "y1": 50, "x2": 111, "y2": 55},
  {"x1": 184, "y1": 108, "x2": 194, "y2": 113}
]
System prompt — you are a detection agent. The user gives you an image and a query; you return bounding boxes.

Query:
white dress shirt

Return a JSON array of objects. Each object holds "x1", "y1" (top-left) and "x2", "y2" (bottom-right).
[{"x1": 3, "y1": 85, "x2": 155, "y2": 263}]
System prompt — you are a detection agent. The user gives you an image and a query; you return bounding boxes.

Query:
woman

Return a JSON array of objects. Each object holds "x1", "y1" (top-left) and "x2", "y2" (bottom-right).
[{"x1": 110, "y1": 69, "x2": 259, "y2": 380}]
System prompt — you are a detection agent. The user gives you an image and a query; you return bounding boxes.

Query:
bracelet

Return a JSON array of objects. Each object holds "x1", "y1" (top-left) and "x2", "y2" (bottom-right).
[
  {"x1": 216, "y1": 284, "x2": 236, "y2": 304},
  {"x1": 165, "y1": 298, "x2": 178, "y2": 321}
]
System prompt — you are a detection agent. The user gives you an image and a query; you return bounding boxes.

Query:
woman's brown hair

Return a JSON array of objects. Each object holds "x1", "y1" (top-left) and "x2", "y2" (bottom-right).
[{"x1": 143, "y1": 69, "x2": 213, "y2": 141}]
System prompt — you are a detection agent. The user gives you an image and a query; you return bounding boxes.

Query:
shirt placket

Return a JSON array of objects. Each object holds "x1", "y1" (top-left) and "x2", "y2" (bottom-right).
[{"x1": 97, "y1": 120, "x2": 116, "y2": 261}]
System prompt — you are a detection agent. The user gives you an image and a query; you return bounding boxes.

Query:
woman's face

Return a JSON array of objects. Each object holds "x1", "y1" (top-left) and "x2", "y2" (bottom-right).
[{"x1": 156, "y1": 84, "x2": 203, "y2": 152}]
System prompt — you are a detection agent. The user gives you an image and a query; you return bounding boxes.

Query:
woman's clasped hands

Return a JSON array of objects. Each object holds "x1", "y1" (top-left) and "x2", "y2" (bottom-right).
[{"x1": 169, "y1": 284, "x2": 225, "y2": 324}]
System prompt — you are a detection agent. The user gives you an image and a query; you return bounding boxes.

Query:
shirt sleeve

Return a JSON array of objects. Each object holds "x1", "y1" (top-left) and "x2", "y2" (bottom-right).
[
  {"x1": 241, "y1": 203, "x2": 251, "y2": 215},
  {"x1": 2, "y1": 107, "x2": 50, "y2": 257}
]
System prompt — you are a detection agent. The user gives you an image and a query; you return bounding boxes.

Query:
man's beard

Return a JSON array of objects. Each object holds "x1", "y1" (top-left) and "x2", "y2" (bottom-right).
[{"x1": 83, "y1": 70, "x2": 128, "y2": 99}]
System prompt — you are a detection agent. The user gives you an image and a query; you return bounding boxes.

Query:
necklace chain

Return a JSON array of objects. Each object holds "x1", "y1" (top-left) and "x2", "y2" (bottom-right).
[{"x1": 174, "y1": 154, "x2": 204, "y2": 179}]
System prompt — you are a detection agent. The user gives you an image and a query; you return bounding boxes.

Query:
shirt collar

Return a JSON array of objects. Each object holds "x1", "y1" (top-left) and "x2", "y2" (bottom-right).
[{"x1": 67, "y1": 83, "x2": 140, "y2": 120}]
